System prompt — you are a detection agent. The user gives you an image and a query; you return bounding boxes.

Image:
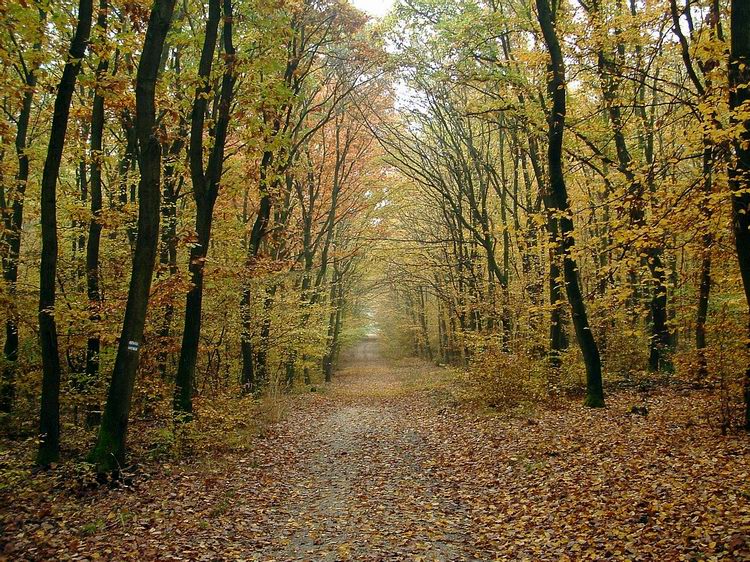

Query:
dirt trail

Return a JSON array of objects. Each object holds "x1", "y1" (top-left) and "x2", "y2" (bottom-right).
[
  {"x1": 13, "y1": 338, "x2": 750, "y2": 560},
  {"x1": 253, "y1": 340, "x2": 481, "y2": 560}
]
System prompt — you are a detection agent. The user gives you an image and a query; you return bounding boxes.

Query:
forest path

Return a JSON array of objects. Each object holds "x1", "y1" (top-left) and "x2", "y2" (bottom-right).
[
  {"x1": 251, "y1": 341, "x2": 483, "y2": 560},
  {"x1": 17, "y1": 339, "x2": 750, "y2": 560}
]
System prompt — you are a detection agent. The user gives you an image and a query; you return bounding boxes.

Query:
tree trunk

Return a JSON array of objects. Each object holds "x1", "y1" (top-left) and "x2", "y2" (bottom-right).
[
  {"x1": 0, "y1": 9, "x2": 44, "y2": 413},
  {"x1": 84, "y1": 0, "x2": 109, "y2": 388},
  {"x1": 696, "y1": 145, "x2": 714, "y2": 379},
  {"x1": 323, "y1": 268, "x2": 339, "y2": 382},
  {"x1": 729, "y1": 0, "x2": 750, "y2": 429},
  {"x1": 330, "y1": 278, "x2": 345, "y2": 370},
  {"x1": 548, "y1": 225, "x2": 567, "y2": 375},
  {"x1": 88, "y1": 0, "x2": 177, "y2": 474},
  {"x1": 156, "y1": 141, "x2": 182, "y2": 378},
  {"x1": 589, "y1": 0, "x2": 669, "y2": 372},
  {"x1": 240, "y1": 151, "x2": 273, "y2": 389},
  {"x1": 174, "y1": 0, "x2": 236, "y2": 415},
  {"x1": 250, "y1": 286, "x2": 275, "y2": 393},
  {"x1": 419, "y1": 287, "x2": 433, "y2": 361},
  {"x1": 173, "y1": 203, "x2": 214, "y2": 414},
  {"x1": 682, "y1": 0, "x2": 722, "y2": 380},
  {"x1": 536, "y1": 0, "x2": 605, "y2": 408},
  {"x1": 37, "y1": 0, "x2": 93, "y2": 466}
]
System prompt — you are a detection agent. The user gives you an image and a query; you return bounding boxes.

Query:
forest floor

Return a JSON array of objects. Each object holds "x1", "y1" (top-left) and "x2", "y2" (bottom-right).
[{"x1": 3, "y1": 343, "x2": 750, "y2": 560}]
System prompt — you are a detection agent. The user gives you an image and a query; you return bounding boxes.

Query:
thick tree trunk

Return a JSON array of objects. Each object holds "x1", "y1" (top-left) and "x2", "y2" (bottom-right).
[
  {"x1": 647, "y1": 263, "x2": 670, "y2": 372},
  {"x1": 37, "y1": 0, "x2": 93, "y2": 466},
  {"x1": 117, "y1": 117, "x2": 139, "y2": 249},
  {"x1": 536, "y1": 0, "x2": 605, "y2": 408},
  {"x1": 729, "y1": 0, "x2": 750, "y2": 429},
  {"x1": 88, "y1": 0, "x2": 177, "y2": 473}
]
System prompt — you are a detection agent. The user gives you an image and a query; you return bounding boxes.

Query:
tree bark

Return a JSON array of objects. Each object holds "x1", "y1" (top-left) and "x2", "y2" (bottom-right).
[
  {"x1": 419, "y1": 286, "x2": 433, "y2": 361},
  {"x1": 155, "y1": 137, "x2": 183, "y2": 378},
  {"x1": 589, "y1": 0, "x2": 670, "y2": 372},
  {"x1": 84, "y1": 0, "x2": 109, "y2": 388},
  {"x1": 728, "y1": 0, "x2": 750, "y2": 429},
  {"x1": 240, "y1": 150, "x2": 273, "y2": 390},
  {"x1": 536, "y1": 0, "x2": 605, "y2": 408},
  {"x1": 0, "y1": 8, "x2": 44, "y2": 413},
  {"x1": 174, "y1": 0, "x2": 236, "y2": 415},
  {"x1": 88, "y1": 0, "x2": 177, "y2": 473},
  {"x1": 673, "y1": 0, "x2": 722, "y2": 379},
  {"x1": 548, "y1": 218, "x2": 567, "y2": 375},
  {"x1": 37, "y1": 0, "x2": 93, "y2": 466},
  {"x1": 323, "y1": 262, "x2": 341, "y2": 382}
]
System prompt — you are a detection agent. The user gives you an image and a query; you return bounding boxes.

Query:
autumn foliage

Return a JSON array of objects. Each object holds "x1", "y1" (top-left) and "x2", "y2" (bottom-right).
[{"x1": 2, "y1": 0, "x2": 750, "y2": 558}]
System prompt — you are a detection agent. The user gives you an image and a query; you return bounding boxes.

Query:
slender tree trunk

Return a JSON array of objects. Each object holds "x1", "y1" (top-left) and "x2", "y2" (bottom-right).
[
  {"x1": 696, "y1": 147, "x2": 715, "y2": 379},
  {"x1": 174, "y1": 0, "x2": 236, "y2": 415},
  {"x1": 729, "y1": 0, "x2": 750, "y2": 429},
  {"x1": 419, "y1": 287, "x2": 433, "y2": 361},
  {"x1": 253, "y1": 286, "x2": 275, "y2": 392},
  {"x1": 88, "y1": 0, "x2": 177, "y2": 473},
  {"x1": 406, "y1": 293, "x2": 421, "y2": 356},
  {"x1": 537, "y1": 0, "x2": 604, "y2": 408},
  {"x1": 75, "y1": 122, "x2": 90, "y2": 284},
  {"x1": 588, "y1": 0, "x2": 669, "y2": 372},
  {"x1": 519, "y1": 134, "x2": 547, "y2": 356},
  {"x1": 240, "y1": 151, "x2": 273, "y2": 389},
  {"x1": 330, "y1": 279, "x2": 345, "y2": 368},
  {"x1": 0, "y1": 9, "x2": 44, "y2": 413},
  {"x1": 240, "y1": 320, "x2": 256, "y2": 392},
  {"x1": 683, "y1": 0, "x2": 722, "y2": 380},
  {"x1": 172, "y1": 0, "x2": 221, "y2": 414},
  {"x1": 156, "y1": 145, "x2": 182, "y2": 378},
  {"x1": 173, "y1": 204, "x2": 214, "y2": 414},
  {"x1": 85, "y1": 0, "x2": 109, "y2": 389},
  {"x1": 437, "y1": 297, "x2": 447, "y2": 363},
  {"x1": 322, "y1": 260, "x2": 341, "y2": 383},
  {"x1": 37, "y1": 0, "x2": 93, "y2": 466},
  {"x1": 154, "y1": 46, "x2": 187, "y2": 379}
]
